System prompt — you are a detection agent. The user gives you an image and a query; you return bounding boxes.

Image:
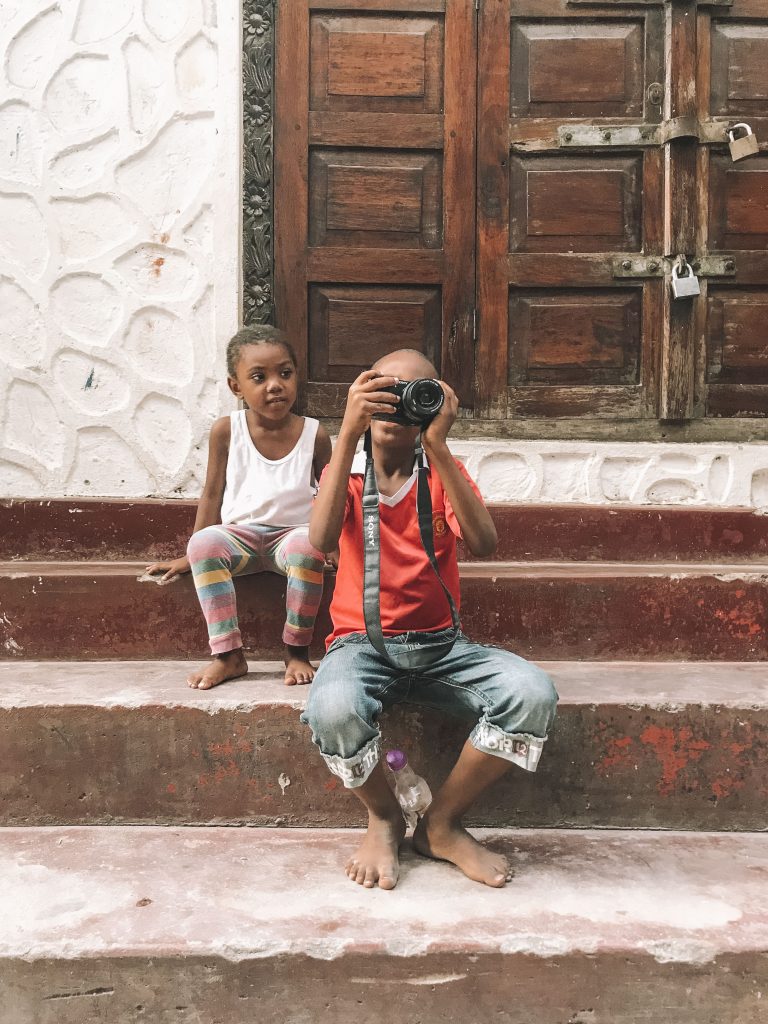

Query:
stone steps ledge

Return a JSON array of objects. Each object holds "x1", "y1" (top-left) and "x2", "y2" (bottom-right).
[
  {"x1": 1, "y1": 661, "x2": 766, "y2": 832},
  {"x1": 4, "y1": 558, "x2": 768, "y2": 579},
  {"x1": 2, "y1": 826, "x2": 767, "y2": 1024},
  {"x1": 2, "y1": 560, "x2": 767, "y2": 662},
  {"x1": 3, "y1": 658, "x2": 767, "y2": 709},
  {"x1": 4, "y1": 499, "x2": 768, "y2": 564}
]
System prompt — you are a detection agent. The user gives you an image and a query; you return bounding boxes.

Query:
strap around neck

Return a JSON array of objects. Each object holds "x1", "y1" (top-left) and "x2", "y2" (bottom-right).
[{"x1": 361, "y1": 429, "x2": 460, "y2": 670}]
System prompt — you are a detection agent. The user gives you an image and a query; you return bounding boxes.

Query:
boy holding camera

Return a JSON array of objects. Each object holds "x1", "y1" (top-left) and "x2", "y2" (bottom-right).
[{"x1": 305, "y1": 350, "x2": 558, "y2": 890}]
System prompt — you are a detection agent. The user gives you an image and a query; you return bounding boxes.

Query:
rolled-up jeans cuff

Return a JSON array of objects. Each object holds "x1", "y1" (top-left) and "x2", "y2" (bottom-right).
[
  {"x1": 320, "y1": 735, "x2": 380, "y2": 789},
  {"x1": 470, "y1": 719, "x2": 546, "y2": 773}
]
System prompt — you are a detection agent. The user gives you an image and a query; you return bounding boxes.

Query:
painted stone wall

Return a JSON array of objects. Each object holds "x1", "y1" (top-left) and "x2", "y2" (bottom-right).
[
  {"x1": 0, "y1": 0, "x2": 240, "y2": 499},
  {"x1": 450, "y1": 441, "x2": 768, "y2": 508}
]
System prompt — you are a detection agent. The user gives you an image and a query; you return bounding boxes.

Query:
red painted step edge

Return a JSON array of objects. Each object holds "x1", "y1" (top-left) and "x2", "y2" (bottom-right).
[{"x1": 3, "y1": 498, "x2": 768, "y2": 562}]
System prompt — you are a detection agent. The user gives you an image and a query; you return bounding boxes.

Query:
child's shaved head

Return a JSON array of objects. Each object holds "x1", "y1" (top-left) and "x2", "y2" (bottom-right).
[{"x1": 372, "y1": 348, "x2": 438, "y2": 380}]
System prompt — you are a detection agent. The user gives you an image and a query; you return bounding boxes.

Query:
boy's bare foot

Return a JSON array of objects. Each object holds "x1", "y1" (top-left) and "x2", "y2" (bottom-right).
[
  {"x1": 187, "y1": 649, "x2": 248, "y2": 690},
  {"x1": 413, "y1": 815, "x2": 512, "y2": 888},
  {"x1": 345, "y1": 812, "x2": 406, "y2": 890},
  {"x1": 283, "y1": 643, "x2": 315, "y2": 686}
]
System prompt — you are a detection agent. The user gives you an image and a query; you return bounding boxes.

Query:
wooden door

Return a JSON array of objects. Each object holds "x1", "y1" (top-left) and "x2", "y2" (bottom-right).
[
  {"x1": 475, "y1": 0, "x2": 768, "y2": 435},
  {"x1": 275, "y1": 0, "x2": 476, "y2": 417},
  {"x1": 273, "y1": 0, "x2": 768, "y2": 437},
  {"x1": 699, "y1": 0, "x2": 768, "y2": 420},
  {"x1": 477, "y1": 0, "x2": 665, "y2": 423}
]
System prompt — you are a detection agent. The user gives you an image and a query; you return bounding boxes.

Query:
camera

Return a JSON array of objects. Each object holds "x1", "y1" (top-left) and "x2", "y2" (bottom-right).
[{"x1": 375, "y1": 377, "x2": 444, "y2": 426}]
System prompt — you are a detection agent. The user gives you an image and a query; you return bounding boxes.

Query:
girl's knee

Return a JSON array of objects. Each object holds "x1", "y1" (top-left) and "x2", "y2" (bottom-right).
[
  {"x1": 187, "y1": 526, "x2": 229, "y2": 564},
  {"x1": 283, "y1": 530, "x2": 324, "y2": 569}
]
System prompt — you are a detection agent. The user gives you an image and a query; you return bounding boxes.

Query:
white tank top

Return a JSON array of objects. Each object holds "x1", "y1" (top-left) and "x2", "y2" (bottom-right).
[{"x1": 220, "y1": 411, "x2": 320, "y2": 527}]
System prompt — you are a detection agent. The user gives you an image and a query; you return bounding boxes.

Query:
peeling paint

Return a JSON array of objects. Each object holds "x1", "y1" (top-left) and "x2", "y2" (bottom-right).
[{"x1": 639, "y1": 725, "x2": 711, "y2": 796}]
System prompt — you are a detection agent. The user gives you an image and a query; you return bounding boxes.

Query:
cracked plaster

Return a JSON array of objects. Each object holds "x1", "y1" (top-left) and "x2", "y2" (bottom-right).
[{"x1": 0, "y1": 0, "x2": 238, "y2": 498}]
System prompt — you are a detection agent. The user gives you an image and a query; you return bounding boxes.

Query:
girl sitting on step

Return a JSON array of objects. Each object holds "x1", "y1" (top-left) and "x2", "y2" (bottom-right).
[{"x1": 145, "y1": 325, "x2": 332, "y2": 690}]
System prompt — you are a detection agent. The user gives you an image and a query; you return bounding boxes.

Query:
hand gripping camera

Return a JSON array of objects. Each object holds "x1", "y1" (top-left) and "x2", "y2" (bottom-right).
[{"x1": 375, "y1": 377, "x2": 444, "y2": 427}]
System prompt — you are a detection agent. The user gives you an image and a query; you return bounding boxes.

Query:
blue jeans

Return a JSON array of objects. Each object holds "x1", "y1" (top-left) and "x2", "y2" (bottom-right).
[{"x1": 301, "y1": 629, "x2": 558, "y2": 789}]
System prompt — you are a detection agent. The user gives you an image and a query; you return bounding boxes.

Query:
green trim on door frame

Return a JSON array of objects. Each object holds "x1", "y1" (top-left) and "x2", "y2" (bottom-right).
[{"x1": 242, "y1": 1, "x2": 275, "y2": 325}]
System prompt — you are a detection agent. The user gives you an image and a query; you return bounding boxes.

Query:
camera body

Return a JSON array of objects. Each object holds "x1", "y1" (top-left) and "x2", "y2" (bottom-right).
[{"x1": 375, "y1": 377, "x2": 444, "y2": 426}]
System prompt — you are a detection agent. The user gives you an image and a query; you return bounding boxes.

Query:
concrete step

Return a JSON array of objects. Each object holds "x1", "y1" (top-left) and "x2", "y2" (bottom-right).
[
  {"x1": 4, "y1": 498, "x2": 767, "y2": 563},
  {"x1": 2, "y1": 660, "x2": 765, "y2": 830},
  {"x1": 2, "y1": 559, "x2": 767, "y2": 661},
  {"x1": 2, "y1": 826, "x2": 767, "y2": 1023}
]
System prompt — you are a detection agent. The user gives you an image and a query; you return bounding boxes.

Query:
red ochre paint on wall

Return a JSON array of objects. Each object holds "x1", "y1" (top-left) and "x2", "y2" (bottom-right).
[
  {"x1": 594, "y1": 734, "x2": 634, "y2": 774},
  {"x1": 640, "y1": 725, "x2": 711, "y2": 796}
]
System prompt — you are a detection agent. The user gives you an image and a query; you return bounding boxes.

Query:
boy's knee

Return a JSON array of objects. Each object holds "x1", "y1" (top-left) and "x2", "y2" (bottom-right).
[
  {"x1": 304, "y1": 687, "x2": 356, "y2": 737},
  {"x1": 488, "y1": 660, "x2": 558, "y2": 735},
  {"x1": 302, "y1": 677, "x2": 376, "y2": 756},
  {"x1": 516, "y1": 664, "x2": 558, "y2": 730}
]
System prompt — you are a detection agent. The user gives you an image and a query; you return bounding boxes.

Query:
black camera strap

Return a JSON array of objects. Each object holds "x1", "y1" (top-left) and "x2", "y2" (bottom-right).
[{"x1": 361, "y1": 428, "x2": 460, "y2": 670}]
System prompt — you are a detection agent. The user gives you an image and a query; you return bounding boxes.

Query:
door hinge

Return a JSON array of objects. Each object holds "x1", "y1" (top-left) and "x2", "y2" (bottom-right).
[{"x1": 472, "y1": 308, "x2": 478, "y2": 343}]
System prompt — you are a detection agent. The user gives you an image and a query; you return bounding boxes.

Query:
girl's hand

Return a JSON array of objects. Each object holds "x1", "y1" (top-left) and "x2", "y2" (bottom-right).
[
  {"x1": 144, "y1": 555, "x2": 190, "y2": 582},
  {"x1": 421, "y1": 381, "x2": 458, "y2": 451},
  {"x1": 340, "y1": 370, "x2": 400, "y2": 438}
]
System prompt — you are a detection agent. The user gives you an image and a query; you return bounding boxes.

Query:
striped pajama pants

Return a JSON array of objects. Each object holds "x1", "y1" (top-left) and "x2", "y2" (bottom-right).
[{"x1": 187, "y1": 524, "x2": 325, "y2": 654}]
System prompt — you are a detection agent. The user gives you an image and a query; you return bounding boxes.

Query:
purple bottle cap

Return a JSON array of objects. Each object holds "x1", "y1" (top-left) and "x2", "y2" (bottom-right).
[{"x1": 386, "y1": 749, "x2": 408, "y2": 772}]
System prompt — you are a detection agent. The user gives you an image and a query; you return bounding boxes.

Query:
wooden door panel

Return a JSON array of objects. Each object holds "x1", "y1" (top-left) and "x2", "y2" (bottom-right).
[
  {"x1": 709, "y1": 154, "x2": 768, "y2": 250},
  {"x1": 510, "y1": 155, "x2": 643, "y2": 253},
  {"x1": 478, "y1": 0, "x2": 664, "y2": 420},
  {"x1": 510, "y1": 20, "x2": 646, "y2": 119},
  {"x1": 699, "y1": 0, "x2": 768, "y2": 420},
  {"x1": 310, "y1": 14, "x2": 445, "y2": 112},
  {"x1": 509, "y1": 290, "x2": 641, "y2": 386},
  {"x1": 308, "y1": 284, "x2": 442, "y2": 407},
  {"x1": 309, "y1": 149, "x2": 444, "y2": 249},
  {"x1": 275, "y1": 0, "x2": 475, "y2": 418}
]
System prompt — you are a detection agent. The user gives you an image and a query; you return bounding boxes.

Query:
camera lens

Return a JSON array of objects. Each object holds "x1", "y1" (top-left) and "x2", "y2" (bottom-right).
[{"x1": 401, "y1": 378, "x2": 444, "y2": 422}]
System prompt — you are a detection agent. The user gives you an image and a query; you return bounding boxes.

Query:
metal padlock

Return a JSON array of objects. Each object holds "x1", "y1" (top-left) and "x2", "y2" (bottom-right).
[
  {"x1": 727, "y1": 123, "x2": 759, "y2": 162},
  {"x1": 671, "y1": 259, "x2": 700, "y2": 299}
]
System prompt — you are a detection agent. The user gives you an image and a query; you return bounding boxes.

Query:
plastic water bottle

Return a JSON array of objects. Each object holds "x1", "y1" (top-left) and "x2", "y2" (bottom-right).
[{"x1": 385, "y1": 749, "x2": 432, "y2": 829}]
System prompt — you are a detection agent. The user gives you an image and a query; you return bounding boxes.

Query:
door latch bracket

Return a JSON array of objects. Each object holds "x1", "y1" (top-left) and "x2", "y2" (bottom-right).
[
  {"x1": 612, "y1": 256, "x2": 737, "y2": 279},
  {"x1": 558, "y1": 118, "x2": 732, "y2": 149}
]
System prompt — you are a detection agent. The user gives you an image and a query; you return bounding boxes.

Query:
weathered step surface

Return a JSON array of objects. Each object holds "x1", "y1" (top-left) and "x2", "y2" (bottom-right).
[
  {"x1": 2, "y1": 559, "x2": 767, "y2": 660},
  {"x1": 2, "y1": 826, "x2": 767, "y2": 1024},
  {"x1": 2, "y1": 661, "x2": 766, "y2": 830},
  {"x1": 3, "y1": 498, "x2": 768, "y2": 563}
]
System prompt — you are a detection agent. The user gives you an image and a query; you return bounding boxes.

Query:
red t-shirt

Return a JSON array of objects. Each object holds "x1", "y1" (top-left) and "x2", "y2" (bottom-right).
[{"x1": 322, "y1": 453, "x2": 484, "y2": 648}]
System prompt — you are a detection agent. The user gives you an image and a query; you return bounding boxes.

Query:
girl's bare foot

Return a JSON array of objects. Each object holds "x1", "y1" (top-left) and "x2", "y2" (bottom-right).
[
  {"x1": 284, "y1": 644, "x2": 315, "y2": 686},
  {"x1": 345, "y1": 811, "x2": 406, "y2": 890},
  {"x1": 187, "y1": 649, "x2": 248, "y2": 690},
  {"x1": 284, "y1": 657, "x2": 315, "y2": 686},
  {"x1": 413, "y1": 815, "x2": 513, "y2": 888}
]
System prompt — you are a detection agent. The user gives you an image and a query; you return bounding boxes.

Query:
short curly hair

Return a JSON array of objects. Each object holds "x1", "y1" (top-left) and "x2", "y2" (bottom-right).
[{"x1": 226, "y1": 325, "x2": 298, "y2": 377}]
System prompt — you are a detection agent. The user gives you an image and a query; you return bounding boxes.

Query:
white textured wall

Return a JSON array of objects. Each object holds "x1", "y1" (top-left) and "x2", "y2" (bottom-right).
[
  {"x1": 1, "y1": 3, "x2": 767, "y2": 509},
  {"x1": 0, "y1": 0, "x2": 240, "y2": 498},
  {"x1": 450, "y1": 440, "x2": 768, "y2": 509}
]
